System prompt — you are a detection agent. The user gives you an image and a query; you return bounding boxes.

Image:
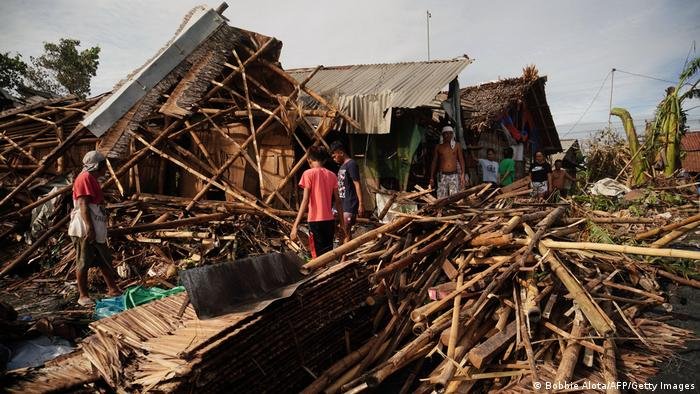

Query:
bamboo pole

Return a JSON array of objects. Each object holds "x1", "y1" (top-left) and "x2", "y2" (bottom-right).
[
  {"x1": 447, "y1": 273, "x2": 464, "y2": 360},
  {"x1": 0, "y1": 216, "x2": 70, "y2": 277},
  {"x1": 131, "y1": 133, "x2": 288, "y2": 226},
  {"x1": 232, "y1": 50, "x2": 265, "y2": 198},
  {"x1": 105, "y1": 158, "x2": 124, "y2": 198},
  {"x1": 263, "y1": 115, "x2": 334, "y2": 205},
  {"x1": 602, "y1": 338, "x2": 620, "y2": 394},
  {"x1": 410, "y1": 259, "x2": 508, "y2": 323},
  {"x1": 109, "y1": 212, "x2": 230, "y2": 236},
  {"x1": 554, "y1": 312, "x2": 584, "y2": 383},
  {"x1": 104, "y1": 119, "x2": 184, "y2": 189},
  {"x1": 653, "y1": 268, "x2": 700, "y2": 288},
  {"x1": 0, "y1": 124, "x2": 87, "y2": 208},
  {"x1": 185, "y1": 110, "x2": 279, "y2": 212},
  {"x1": 540, "y1": 238, "x2": 700, "y2": 260},
  {"x1": 514, "y1": 285, "x2": 540, "y2": 391},
  {"x1": 1, "y1": 132, "x2": 39, "y2": 164},
  {"x1": 302, "y1": 216, "x2": 412, "y2": 271},
  {"x1": 377, "y1": 193, "x2": 398, "y2": 221},
  {"x1": 369, "y1": 237, "x2": 450, "y2": 284},
  {"x1": 538, "y1": 244, "x2": 616, "y2": 336},
  {"x1": 301, "y1": 338, "x2": 375, "y2": 394},
  {"x1": 635, "y1": 212, "x2": 700, "y2": 240},
  {"x1": 650, "y1": 218, "x2": 700, "y2": 248}
]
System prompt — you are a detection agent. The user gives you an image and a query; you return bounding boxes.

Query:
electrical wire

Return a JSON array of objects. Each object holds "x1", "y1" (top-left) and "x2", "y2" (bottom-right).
[
  {"x1": 614, "y1": 69, "x2": 677, "y2": 85},
  {"x1": 561, "y1": 70, "x2": 612, "y2": 138}
]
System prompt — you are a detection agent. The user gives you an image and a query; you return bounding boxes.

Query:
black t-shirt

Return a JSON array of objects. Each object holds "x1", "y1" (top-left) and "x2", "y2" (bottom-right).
[
  {"x1": 338, "y1": 159, "x2": 360, "y2": 213},
  {"x1": 530, "y1": 161, "x2": 552, "y2": 182}
]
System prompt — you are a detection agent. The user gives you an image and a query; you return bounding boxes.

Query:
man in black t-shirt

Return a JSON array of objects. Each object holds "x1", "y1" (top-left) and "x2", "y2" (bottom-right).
[
  {"x1": 530, "y1": 151, "x2": 552, "y2": 199},
  {"x1": 330, "y1": 141, "x2": 364, "y2": 242}
]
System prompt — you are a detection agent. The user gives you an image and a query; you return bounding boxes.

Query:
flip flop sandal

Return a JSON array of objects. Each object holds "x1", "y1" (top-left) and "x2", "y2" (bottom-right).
[{"x1": 78, "y1": 298, "x2": 95, "y2": 308}]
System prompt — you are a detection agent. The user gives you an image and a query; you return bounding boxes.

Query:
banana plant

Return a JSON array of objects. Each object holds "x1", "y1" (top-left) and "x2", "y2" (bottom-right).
[{"x1": 650, "y1": 57, "x2": 700, "y2": 176}]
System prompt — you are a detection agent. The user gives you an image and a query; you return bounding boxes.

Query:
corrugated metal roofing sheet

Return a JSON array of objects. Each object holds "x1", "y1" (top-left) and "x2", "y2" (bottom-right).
[
  {"x1": 552, "y1": 139, "x2": 578, "y2": 162},
  {"x1": 682, "y1": 131, "x2": 700, "y2": 151},
  {"x1": 286, "y1": 58, "x2": 472, "y2": 134},
  {"x1": 682, "y1": 131, "x2": 700, "y2": 172},
  {"x1": 81, "y1": 7, "x2": 226, "y2": 137}
]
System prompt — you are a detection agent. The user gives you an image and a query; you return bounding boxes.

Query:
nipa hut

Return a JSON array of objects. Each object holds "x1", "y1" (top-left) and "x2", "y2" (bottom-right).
[{"x1": 456, "y1": 67, "x2": 562, "y2": 180}]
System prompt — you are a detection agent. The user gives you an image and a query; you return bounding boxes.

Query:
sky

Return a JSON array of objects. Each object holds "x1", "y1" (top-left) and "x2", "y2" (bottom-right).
[{"x1": 1, "y1": 0, "x2": 699, "y2": 140}]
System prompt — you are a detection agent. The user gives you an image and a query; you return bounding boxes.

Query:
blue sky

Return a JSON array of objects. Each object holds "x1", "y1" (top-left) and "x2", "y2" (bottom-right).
[{"x1": 1, "y1": 0, "x2": 699, "y2": 139}]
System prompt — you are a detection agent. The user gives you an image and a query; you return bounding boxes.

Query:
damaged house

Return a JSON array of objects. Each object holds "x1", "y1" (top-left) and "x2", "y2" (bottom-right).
[
  {"x1": 287, "y1": 58, "x2": 472, "y2": 211},
  {"x1": 455, "y1": 68, "x2": 562, "y2": 181}
]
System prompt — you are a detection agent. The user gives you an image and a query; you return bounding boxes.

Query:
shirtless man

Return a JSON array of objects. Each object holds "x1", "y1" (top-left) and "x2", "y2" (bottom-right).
[{"x1": 429, "y1": 125, "x2": 467, "y2": 198}]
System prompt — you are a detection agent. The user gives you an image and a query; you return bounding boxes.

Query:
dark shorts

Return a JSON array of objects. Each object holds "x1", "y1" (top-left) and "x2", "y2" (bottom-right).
[
  {"x1": 72, "y1": 237, "x2": 112, "y2": 271},
  {"x1": 308, "y1": 220, "x2": 335, "y2": 258}
]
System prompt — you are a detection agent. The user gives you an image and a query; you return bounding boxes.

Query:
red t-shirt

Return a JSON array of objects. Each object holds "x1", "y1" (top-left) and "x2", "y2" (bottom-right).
[
  {"x1": 299, "y1": 167, "x2": 337, "y2": 222},
  {"x1": 73, "y1": 171, "x2": 104, "y2": 204}
]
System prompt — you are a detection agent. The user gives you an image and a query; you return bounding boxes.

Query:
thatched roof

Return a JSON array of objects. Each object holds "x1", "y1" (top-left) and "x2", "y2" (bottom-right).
[{"x1": 459, "y1": 76, "x2": 561, "y2": 153}]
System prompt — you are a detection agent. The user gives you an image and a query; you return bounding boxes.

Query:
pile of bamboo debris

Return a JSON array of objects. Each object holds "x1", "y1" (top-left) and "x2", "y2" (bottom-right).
[
  {"x1": 0, "y1": 8, "x2": 358, "y2": 287},
  {"x1": 299, "y1": 182, "x2": 699, "y2": 393},
  {"x1": 2, "y1": 179, "x2": 698, "y2": 392}
]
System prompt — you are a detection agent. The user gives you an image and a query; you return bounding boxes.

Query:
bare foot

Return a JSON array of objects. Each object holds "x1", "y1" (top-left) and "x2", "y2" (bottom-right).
[
  {"x1": 78, "y1": 297, "x2": 95, "y2": 307},
  {"x1": 106, "y1": 288, "x2": 122, "y2": 297}
]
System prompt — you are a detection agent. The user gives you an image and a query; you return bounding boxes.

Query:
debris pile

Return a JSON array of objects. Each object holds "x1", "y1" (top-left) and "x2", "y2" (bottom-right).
[
  {"x1": 5, "y1": 258, "x2": 373, "y2": 393},
  {"x1": 299, "y1": 183, "x2": 698, "y2": 393}
]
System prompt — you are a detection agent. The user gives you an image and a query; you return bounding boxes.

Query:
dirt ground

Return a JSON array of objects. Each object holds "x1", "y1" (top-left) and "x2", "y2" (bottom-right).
[{"x1": 642, "y1": 283, "x2": 700, "y2": 393}]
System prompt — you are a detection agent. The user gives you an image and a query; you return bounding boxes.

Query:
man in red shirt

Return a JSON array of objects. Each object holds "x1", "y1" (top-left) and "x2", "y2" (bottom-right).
[
  {"x1": 68, "y1": 151, "x2": 120, "y2": 307},
  {"x1": 291, "y1": 146, "x2": 345, "y2": 258}
]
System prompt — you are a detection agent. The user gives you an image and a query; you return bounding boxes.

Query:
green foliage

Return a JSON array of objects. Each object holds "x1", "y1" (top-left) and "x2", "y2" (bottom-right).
[
  {"x1": 0, "y1": 52, "x2": 28, "y2": 92},
  {"x1": 587, "y1": 221, "x2": 614, "y2": 244},
  {"x1": 571, "y1": 194, "x2": 620, "y2": 212},
  {"x1": 646, "y1": 56, "x2": 700, "y2": 175},
  {"x1": 24, "y1": 38, "x2": 100, "y2": 98},
  {"x1": 649, "y1": 257, "x2": 700, "y2": 279}
]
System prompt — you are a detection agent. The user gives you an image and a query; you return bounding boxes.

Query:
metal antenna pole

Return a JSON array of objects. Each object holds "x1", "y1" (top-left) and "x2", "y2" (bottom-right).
[
  {"x1": 426, "y1": 10, "x2": 431, "y2": 61},
  {"x1": 608, "y1": 68, "x2": 615, "y2": 128}
]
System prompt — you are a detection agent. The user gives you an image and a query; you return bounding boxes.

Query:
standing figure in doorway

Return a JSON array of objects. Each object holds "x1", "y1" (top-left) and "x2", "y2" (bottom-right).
[
  {"x1": 330, "y1": 141, "x2": 364, "y2": 242},
  {"x1": 429, "y1": 125, "x2": 467, "y2": 198}
]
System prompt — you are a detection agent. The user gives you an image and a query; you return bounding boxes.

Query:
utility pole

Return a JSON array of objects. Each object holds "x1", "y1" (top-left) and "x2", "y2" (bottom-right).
[
  {"x1": 608, "y1": 68, "x2": 616, "y2": 128},
  {"x1": 426, "y1": 10, "x2": 431, "y2": 61}
]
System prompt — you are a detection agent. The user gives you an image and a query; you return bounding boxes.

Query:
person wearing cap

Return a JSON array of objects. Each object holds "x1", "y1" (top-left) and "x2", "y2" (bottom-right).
[
  {"x1": 330, "y1": 141, "x2": 364, "y2": 242},
  {"x1": 429, "y1": 125, "x2": 467, "y2": 198},
  {"x1": 67, "y1": 151, "x2": 121, "y2": 307}
]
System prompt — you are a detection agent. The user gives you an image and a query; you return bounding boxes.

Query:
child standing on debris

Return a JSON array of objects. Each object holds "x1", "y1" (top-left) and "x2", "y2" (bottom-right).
[
  {"x1": 529, "y1": 151, "x2": 552, "y2": 199},
  {"x1": 551, "y1": 159, "x2": 576, "y2": 197},
  {"x1": 68, "y1": 151, "x2": 121, "y2": 307},
  {"x1": 478, "y1": 148, "x2": 500, "y2": 186},
  {"x1": 330, "y1": 141, "x2": 364, "y2": 242},
  {"x1": 291, "y1": 146, "x2": 345, "y2": 258},
  {"x1": 499, "y1": 147, "x2": 515, "y2": 186}
]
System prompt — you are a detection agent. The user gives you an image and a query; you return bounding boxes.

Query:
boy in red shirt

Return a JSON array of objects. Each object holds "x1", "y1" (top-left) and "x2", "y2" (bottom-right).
[
  {"x1": 68, "y1": 151, "x2": 121, "y2": 307},
  {"x1": 291, "y1": 146, "x2": 345, "y2": 258}
]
